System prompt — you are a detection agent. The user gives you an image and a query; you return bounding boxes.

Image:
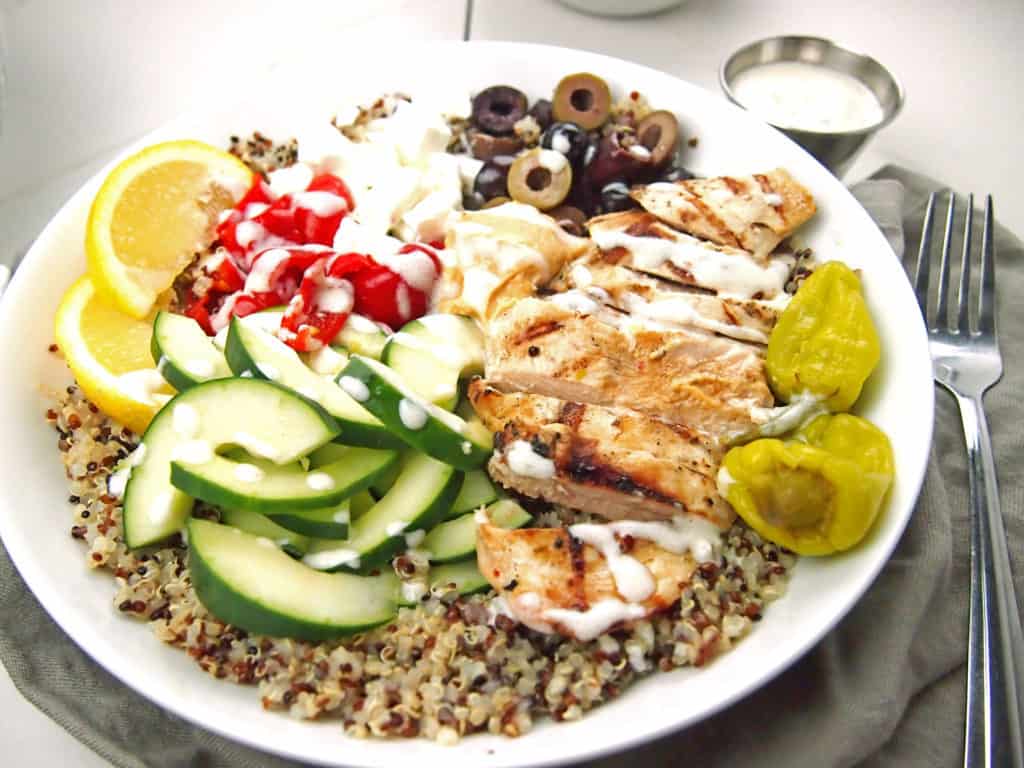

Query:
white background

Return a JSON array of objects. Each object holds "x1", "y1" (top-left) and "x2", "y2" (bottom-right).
[{"x1": 1, "y1": 0, "x2": 1022, "y2": 765}]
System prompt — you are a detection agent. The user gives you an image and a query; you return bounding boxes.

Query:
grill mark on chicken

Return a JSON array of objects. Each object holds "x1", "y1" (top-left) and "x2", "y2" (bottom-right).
[
  {"x1": 683, "y1": 191, "x2": 743, "y2": 249},
  {"x1": 723, "y1": 176, "x2": 746, "y2": 195},
  {"x1": 516, "y1": 319, "x2": 563, "y2": 343}
]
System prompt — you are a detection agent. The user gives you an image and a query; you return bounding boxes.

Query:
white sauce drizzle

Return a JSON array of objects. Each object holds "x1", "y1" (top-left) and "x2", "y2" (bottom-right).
[
  {"x1": 267, "y1": 163, "x2": 314, "y2": 198},
  {"x1": 107, "y1": 468, "x2": 130, "y2": 499},
  {"x1": 590, "y1": 227, "x2": 791, "y2": 299},
  {"x1": 183, "y1": 358, "x2": 216, "y2": 379},
  {"x1": 398, "y1": 398, "x2": 429, "y2": 430},
  {"x1": 385, "y1": 520, "x2": 408, "y2": 537},
  {"x1": 172, "y1": 403, "x2": 201, "y2": 439},
  {"x1": 537, "y1": 149, "x2": 568, "y2": 173},
  {"x1": 716, "y1": 466, "x2": 735, "y2": 499},
  {"x1": 548, "y1": 289, "x2": 600, "y2": 315},
  {"x1": 244, "y1": 248, "x2": 291, "y2": 293},
  {"x1": 620, "y1": 292, "x2": 770, "y2": 345},
  {"x1": 256, "y1": 362, "x2": 279, "y2": 381},
  {"x1": 292, "y1": 190, "x2": 348, "y2": 217},
  {"x1": 302, "y1": 548, "x2": 360, "y2": 570},
  {"x1": 543, "y1": 599, "x2": 648, "y2": 642},
  {"x1": 568, "y1": 524, "x2": 655, "y2": 603},
  {"x1": 231, "y1": 431, "x2": 281, "y2": 461},
  {"x1": 234, "y1": 463, "x2": 265, "y2": 483},
  {"x1": 235, "y1": 221, "x2": 265, "y2": 249},
  {"x1": 171, "y1": 439, "x2": 214, "y2": 465},
  {"x1": 605, "y1": 517, "x2": 722, "y2": 563},
  {"x1": 504, "y1": 440, "x2": 556, "y2": 479},
  {"x1": 404, "y1": 529, "x2": 426, "y2": 549},
  {"x1": 313, "y1": 276, "x2": 354, "y2": 314},
  {"x1": 130, "y1": 444, "x2": 147, "y2": 467},
  {"x1": 377, "y1": 249, "x2": 437, "y2": 293},
  {"x1": 749, "y1": 391, "x2": 826, "y2": 437},
  {"x1": 306, "y1": 472, "x2": 335, "y2": 491},
  {"x1": 338, "y1": 375, "x2": 370, "y2": 402},
  {"x1": 569, "y1": 263, "x2": 593, "y2": 288}
]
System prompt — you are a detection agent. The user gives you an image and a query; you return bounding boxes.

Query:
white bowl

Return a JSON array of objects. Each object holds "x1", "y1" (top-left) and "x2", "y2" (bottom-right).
[{"x1": 0, "y1": 41, "x2": 934, "y2": 768}]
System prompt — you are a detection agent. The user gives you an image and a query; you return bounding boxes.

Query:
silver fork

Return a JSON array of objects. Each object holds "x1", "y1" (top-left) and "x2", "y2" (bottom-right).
[{"x1": 914, "y1": 193, "x2": 1024, "y2": 768}]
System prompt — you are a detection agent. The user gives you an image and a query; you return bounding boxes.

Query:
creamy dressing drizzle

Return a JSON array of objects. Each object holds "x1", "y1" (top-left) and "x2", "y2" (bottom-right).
[
  {"x1": 234, "y1": 463, "x2": 264, "y2": 483},
  {"x1": 504, "y1": 440, "x2": 556, "y2": 479},
  {"x1": 338, "y1": 375, "x2": 370, "y2": 402},
  {"x1": 292, "y1": 190, "x2": 348, "y2": 217},
  {"x1": 543, "y1": 600, "x2": 648, "y2": 642},
  {"x1": 548, "y1": 289, "x2": 600, "y2": 315},
  {"x1": 183, "y1": 358, "x2": 216, "y2": 378},
  {"x1": 360, "y1": 357, "x2": 466, "y2": 433},
  {"x1": 591, "y1": 227, "x2": 792, "y2": 300},
  {"x1": 306, "y1": 472, "x2": 334, "y2": 491},
  {"x1": 604, "y1": 517, "x2": 722, "y2": 563},
  {"x1": 749, "y1": 391, "x2": 826, "y2": 437},
  {"x1": 398, "y1": 398, "x2": 429, "y2": 430},
  {"x1": 302, "y1": 548, "x2": 360, "y2": 570},
  {"x1": 620, "y1": 292, "x2": 770, "y2": 344},
  {"x1": 313, "y1": 276, "x2": 354, "y2": 314},
  {"x1": 568, "y1": 524, "x2": 655, "y2": 602},
  {"x1": 231, "y1": 431, "x2": 281, "y2": 461},
  {"x1": 244, "y1": 248, "x2": 290, "y2": 294}
]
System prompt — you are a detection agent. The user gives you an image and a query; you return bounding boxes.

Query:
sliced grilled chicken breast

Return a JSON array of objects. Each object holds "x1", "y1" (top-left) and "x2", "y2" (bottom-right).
[
  {"x1": 587, "y1": 210, "x2": 794, "y2": 301},
  {"x1": 553, "y1": 258, "x2": 780, "y2": 345},
  {"x1": 468, "y1": 381, "x2": 733, "y2": 527},
  {"x1": 477, "y1": 520, "x2": 697, "y2": 639},
  {"x1": 438, "y1": 201, "x2": 593, "y2": 323},
  {"x1": 484, "y1": 297, "x2": 772, "y2": 438},
  {"x1": 628, "y1": 168, "x2": 816, "y2": 260}
]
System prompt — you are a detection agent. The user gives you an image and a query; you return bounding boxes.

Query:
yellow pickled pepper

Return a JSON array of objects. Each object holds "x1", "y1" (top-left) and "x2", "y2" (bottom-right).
[
  {"x1": 766, "y1": 261, "x2": 881, "y2": 412},
  {"x1": 720, "y1": 413, "x2": 894, "y2": 555}
]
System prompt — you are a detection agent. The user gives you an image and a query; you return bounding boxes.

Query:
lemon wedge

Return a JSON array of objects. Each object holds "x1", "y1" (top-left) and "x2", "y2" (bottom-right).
[
  {"x1": 86, "y1": 140, "x2": 253, "y2": 318},
  {"x1": 54, "y1": 276, "x2": 174, "y2": 434}
]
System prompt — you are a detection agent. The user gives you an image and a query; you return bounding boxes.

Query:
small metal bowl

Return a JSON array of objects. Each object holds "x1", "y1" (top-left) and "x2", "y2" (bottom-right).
[{"x1": 720, "y1": 36, "x2": 905, "y2": 176}]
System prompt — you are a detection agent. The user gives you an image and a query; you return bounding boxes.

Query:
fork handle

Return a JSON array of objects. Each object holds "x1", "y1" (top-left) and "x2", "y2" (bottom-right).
[{"x1": 958, "y1": 393, "x2": 1024, "y2": 768}]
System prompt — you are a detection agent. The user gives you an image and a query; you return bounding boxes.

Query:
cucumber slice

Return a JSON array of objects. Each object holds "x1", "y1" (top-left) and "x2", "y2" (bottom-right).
[
  {"x1": 349, "y1": 490, "x2": 376, "y2": 520},
  {"x1": 449, "y1": 469, "x2": 498, "y2": 519},
  {"x1": 265, "y1": 499, "x2": 350, "y2": 539},
  {"x1": 302, "y1": 452, "x2": 463, "y2": 572},
  {"x1": 213, "y1": 308, "x2": 284, "y2": 350},
  {"x1": 169, "y1": 445, "x2": 398, "y2": 514},
  {"x1": 225, "y1": 318, "x2": 401, "y2": 449},
  {"x1": 220, "y1": 508, "x2": 310, "y2": 558},
  {"x1": 382, "y1": 314, "x2": 484, "y2": 408},
  {"x1": 338, "y1": 356, "x2": 492, "y2": 470},
  {"x1": 151, "y1": 311, "x2": 232, "y2": 390},
  {"x1": 122, "y1": 379, "x2": 338, "y2": 549},
  {"x1": 423, "y1": 499, "x2": 531, "y2": 563},
  {"x1": 335, "y1": 314, "x2": 389, "y2": 360},
  {"x1": 188, "y1": 518, "x2": 398, "y2": 640},
  {"x1": 396, "y1": 560, "x2": 491, "y2": 607}
]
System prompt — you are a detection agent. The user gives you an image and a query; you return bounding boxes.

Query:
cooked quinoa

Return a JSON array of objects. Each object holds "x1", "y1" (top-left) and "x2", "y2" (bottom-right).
[{"x1": 46, "y1": 359, "x2": 795, "y2": 744}]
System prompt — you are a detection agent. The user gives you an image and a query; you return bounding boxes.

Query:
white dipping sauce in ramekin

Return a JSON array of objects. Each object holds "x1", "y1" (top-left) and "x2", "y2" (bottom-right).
[{"x1": 730, "y1": 61, "x2": 885, "y2": 133}]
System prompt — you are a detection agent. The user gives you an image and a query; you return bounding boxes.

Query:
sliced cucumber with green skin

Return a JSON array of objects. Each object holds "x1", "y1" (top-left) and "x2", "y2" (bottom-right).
[
  {"x1": 349, "y1": 490, "x2": 375, "y2": 520},
  {"x1": 448, "y1": 469, "x2": 498, "y2": 519},
  {"x1": 423, "y1": 499, "x2": 531, "y2": 563},
  {"x1": 266, "y1": 499, "x2": 350, "y2": 539},
  {"x1": 151, "y1": 311, "x2": 232, "y2": 391},
  {"x1": 335, "y1": 314, "x2": 389, "y2": 360},
  {"x1": 382, "y1": 314, "x2": 484, "y2": 408},
  {"x1": 396, "y1": 560, "x2": 491, "y2": 607},
  {"x1": 220, "y1": 508, "x2": 310, "y2": 558},
  {"x1": 169, "y1": 445, "x2": 398, "y2": 514},
  {"x1": 213, "y1": 308, "x2": 284, "y2": 351},
  {"x1": 188, "y1": 518, "x2": 398, "y2": 640},
  {"x1": 225, "y1": 318, "x2": 402, "y2": 449},
  {"x1": 122, "y1": 379, "x2": 338, "y2": 549},
  {"x1": 369, "y1": 456, "x2": 404, "y2": 499},
  {"x1": 338, "y1": 356, "x2": 492, "y2": 471},
  {"x1": 302, "y1": 452, "x2": 463, "y2": 572}
]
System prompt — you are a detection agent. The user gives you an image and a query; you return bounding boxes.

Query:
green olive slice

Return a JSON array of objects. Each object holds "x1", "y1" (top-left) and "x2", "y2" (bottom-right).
[
  {"x1": 552, "y1": 72, "x2": 612, "y2": 131},
  {"x1": 507, "y1": 149, "x2": 573, "y2": 211}
]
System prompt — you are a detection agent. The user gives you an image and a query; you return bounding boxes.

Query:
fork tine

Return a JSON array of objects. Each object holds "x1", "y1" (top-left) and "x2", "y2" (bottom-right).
[
  {"x1": 956, "y1": 193, "x2": 974, "y2": 333},
  {"x1": 935, "y1": 193, "x2": 956, "y2": 330},
  {"x1": 978, "y1": 195, "x2": 996, "y2": 337},
  {"x1": 914, "y1": 192, "x2": 937, "y2": 319}
]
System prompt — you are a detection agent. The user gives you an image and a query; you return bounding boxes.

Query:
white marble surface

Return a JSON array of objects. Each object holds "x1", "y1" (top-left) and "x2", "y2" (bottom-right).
[{"x1": 1, "y1": 0, "x2": 1022, "y2": 765}]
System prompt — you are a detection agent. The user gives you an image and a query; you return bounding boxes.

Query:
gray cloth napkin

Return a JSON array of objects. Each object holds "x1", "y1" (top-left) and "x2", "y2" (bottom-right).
[{"x1": 1, "y1": 166, "x2": 1021, "y2": 768}]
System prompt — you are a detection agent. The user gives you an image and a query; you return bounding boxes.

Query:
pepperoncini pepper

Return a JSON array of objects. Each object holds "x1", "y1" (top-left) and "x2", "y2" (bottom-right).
[
  {"x1": 766, "y1": 261, "x2": 880, "y2": 412},
  {"x1": 718, "y1": 413, "x2": 894, "y2": 555}
]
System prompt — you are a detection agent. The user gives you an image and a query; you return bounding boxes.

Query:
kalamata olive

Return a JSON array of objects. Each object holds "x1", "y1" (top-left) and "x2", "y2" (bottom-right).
[
  {"x1": 473, "y1": 155, "x2": 516, "y2": 200},
  {"x1": 540, "y1": 121, "x2": 593, "y2": 167},
  {"x1": 470, "y1": 131, "x2": 524, "y2": 161},
  {"x1": 587, "y1": 128, "x2": 652, "y2": 189},
  {"x1": 471, "y1": 86, "x2": 528, "y2": 135},
  {"x1": 529, "y1": 99, "x2": 554, "y2": 130},
  {"x1": 659, "y1": 165, "x2": 696, "y2": 183},
  {"x1": 600, "y1": 182, "x2": 638, "y2": 214},
  {"x1": 482, "y1": 196, "x2": 512, "y2": 209},
  {"x1": 463, "y1": 191, "x2": 486, "y2": 211},
  {"x1": 546, "y1": 204, "x2": 587, "y2": 236},
  {"x1": 635, "y1": 110, "x2": 679, "y2": 168},
  {"x1": 507, "y1": 148, "x2": 573, "y2": 211},
  {"x1": 552, "y1": 73, "x2": 612, "y2": 131}
]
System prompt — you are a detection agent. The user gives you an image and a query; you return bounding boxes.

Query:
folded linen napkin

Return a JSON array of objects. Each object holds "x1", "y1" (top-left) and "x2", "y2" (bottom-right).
[{"x1": 1, "y1": 166, "x2": 1021, "y2": 768}]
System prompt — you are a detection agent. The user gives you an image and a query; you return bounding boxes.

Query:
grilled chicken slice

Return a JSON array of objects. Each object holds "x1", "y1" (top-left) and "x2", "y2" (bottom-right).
[
  {"x1": 469, "y1": 381, "x2": 733, "y2": 527},
  {"x1": 438, "y1": 201, "x2": 593, "y2": 323},
  {"x1": 484, "y1": 297, "x2": 772, "y2": 438},
  {"x1": 476, "y1": 520, "x2": 697, "y2": 639},
  {"x1": 552, "y1": 258, "x2": 781, "y2": 345},
  {"x1": 628, "y1": 168, "x2": 816, "y2": 260},
  {"x1": 587, "y1": 210, "x2": 794, "y2": 300}
]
